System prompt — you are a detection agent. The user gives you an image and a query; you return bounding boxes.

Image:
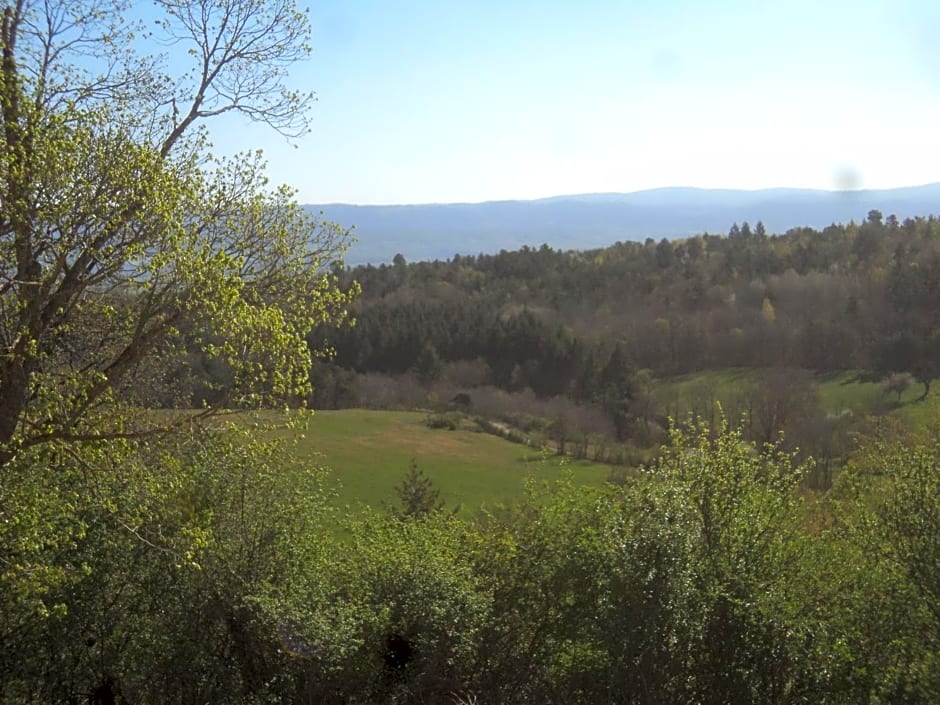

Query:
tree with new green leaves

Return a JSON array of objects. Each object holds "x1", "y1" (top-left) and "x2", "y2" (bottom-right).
[
  {"x1": 0, "y1": 0, "x2": 357, "y2": 468},
  {"x1": 832, "y1": 434, "x2": 940, "y2": 702},
  {"x1": 0, "y1": 421, "x2": 337, "y2": 703},
  {"x1": 311, "y1": 511, "x2": 487, "y2": 703},
  {"x1": 878, "y1": 443, "x2": 940, "y2": 628},
  {"x1": 648, "y1": 419, "x2": 821, "y2": 703}
]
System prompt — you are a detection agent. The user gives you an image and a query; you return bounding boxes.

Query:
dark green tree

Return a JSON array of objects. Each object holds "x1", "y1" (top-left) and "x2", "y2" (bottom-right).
[
  {"x1": 395, "y1": 460, "x2": 445, "y2": 518},
  {"x1": 880, "y1": 247, "x2": 940, "y2": 399},
  {"x1": 655, "y1": 238, "x2": 674, "y2": 268},
  {"x1": 413, "y1": 340, "x2": 443, "y2": 386}
]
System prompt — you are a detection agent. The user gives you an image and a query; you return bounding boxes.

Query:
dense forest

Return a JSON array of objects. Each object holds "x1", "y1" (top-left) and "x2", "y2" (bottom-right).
[
  {"x1": 317, "y1": 211, "x2": 940, "y2": 376},
  {"x1": 319, "y1": 210, "x2": 939, "y2": 389}
]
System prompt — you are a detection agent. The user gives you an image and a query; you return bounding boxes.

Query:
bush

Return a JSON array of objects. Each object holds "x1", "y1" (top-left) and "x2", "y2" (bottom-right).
[
  {"x1": 0, "y1": 423, "x2": 333, "y2": 705},
  {"x1": 286, "y1": 513, "x2": 490, "y2": 704},
  {"x1": 425, "y1": 411, "x2": 461, "y2": 430}
]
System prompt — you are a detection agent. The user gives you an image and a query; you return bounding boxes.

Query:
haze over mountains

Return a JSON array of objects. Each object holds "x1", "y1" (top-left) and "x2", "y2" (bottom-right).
[{"x1": 308, "y1": 183, "x2": 940, "y2": 265}]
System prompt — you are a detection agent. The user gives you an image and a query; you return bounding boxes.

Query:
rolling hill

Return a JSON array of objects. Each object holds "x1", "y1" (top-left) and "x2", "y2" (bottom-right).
[{"x1": 309, "y1": 183, "x2": 940, "y2": 264}]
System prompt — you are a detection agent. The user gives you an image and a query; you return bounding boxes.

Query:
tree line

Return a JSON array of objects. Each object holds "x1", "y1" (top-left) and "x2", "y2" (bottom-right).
[
  {"x1": 304, "y1": 210, "x2": 940, "y2": 457},
  {"x1": 320, "y1": 210, "x2": 940, "y2": 388}
]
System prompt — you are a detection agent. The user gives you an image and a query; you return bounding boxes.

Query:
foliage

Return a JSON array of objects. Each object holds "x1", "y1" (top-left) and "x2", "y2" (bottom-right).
[
  {"x1": 2, "y1": 2, "x2": 939, "y2": 699},
  {"x1": 314, "y1": 210, "x2": 940, "y2": 451},
  {"x1": 3, "y1": 413, "x2": 940, "y2": 703},
  {"x1": 289, "y1": 512, "x2": 492, "y2": 704},
  {"x1": 0, "y1": 1, "x2": 360, "y2": 701},
  {"x1": 0, "y1": 0, "x2": 357, "y2": 468},
  {"x1": 878, "y1": 444, "x2": 940, "y2": 621},
  {"x1": 829, "y1": 433, "x2": 940, "y2": 702},
  {"x1": 425, "y1": 410, "x2": 461, "y2": 430},
  {"x1": 0, "y1": 421, "x2": 334, "y2": 703}
]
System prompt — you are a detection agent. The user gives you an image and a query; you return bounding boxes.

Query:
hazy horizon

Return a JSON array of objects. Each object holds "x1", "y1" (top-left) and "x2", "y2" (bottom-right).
[{"x1": 307, "y1": 180, "x2": 940, "y2": 208}]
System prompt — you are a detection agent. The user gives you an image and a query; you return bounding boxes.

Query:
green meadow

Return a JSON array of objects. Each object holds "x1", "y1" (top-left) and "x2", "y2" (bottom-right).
[
  {"x1": 653, "y1": 368, "x2": 938, "y2": 419},
  {"x1": 259, "y1": 409, "x2": 610, "y2": 516},
  {"x1": 230, "y1": 369, "x2": 940, "y2": 517}
]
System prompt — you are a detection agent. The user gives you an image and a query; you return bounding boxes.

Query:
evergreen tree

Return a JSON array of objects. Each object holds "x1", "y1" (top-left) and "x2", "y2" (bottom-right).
[
  {"x1": 395, "y1": 459, "x2": 446, "y2": 518},
  {"x1": 414, "y1": 340, "x2": 443, "y2": 385}
]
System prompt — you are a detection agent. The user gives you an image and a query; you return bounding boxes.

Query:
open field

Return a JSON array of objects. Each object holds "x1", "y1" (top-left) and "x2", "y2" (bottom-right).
[
  {"x1": 653, "y1": 368, "x2": 936, "y2": 420},
  {"x1": 254, "y1": 409, "x2": 611, "y2": 516},
  {"x1": 228, "y1": 369, "x2": 940, "y2": 515}
]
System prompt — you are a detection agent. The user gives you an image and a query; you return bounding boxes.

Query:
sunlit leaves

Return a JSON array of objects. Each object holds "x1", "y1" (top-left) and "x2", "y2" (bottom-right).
[{"x1": 0, "y1": 0, "x2": 355, "y2": 464}]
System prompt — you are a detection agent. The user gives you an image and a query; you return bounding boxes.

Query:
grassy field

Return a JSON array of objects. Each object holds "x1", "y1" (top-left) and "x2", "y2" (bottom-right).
[
  {"x1": 259, "y1": 409, "x2": 611, "y2": 516},
  {"x1": 652, "y1": 368, "x2": 756, "y2": 421},
  {"x1": 227, "y1": 370, "x2": 940, "y2": 514},
  {"x1": 653, "y1": 368, "x2": 935, "y2": 420}
]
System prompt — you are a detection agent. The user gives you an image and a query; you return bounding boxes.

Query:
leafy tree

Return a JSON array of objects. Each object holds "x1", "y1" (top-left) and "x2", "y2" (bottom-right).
[
  {"x1": 761, "y1": 296, "x2": 777, "y2": 322},
  {"x1": 0, "y1": 421, "x2": 335, "y2": 703},
  {"x1": 0, "y1": 0, "x2": 356, "y2": 468},
  {"x1": 878, "y1": 443, "x2": 940, "y2": 627},
  {"x1": 881, "y1": 247, "x2": 940, "y2": 399},
  {"x1": 647, "y1": 419, "x2": 824, "y2": 703},
  {"x1": 300, "y1": 511, "x2": 487, "y2": 703},
  {"x1": 655, "y1": 238, "x2": 674, "y2": 268},
  {"x1": 833, "y1": 435, "x2": 940, "y2": 701}
]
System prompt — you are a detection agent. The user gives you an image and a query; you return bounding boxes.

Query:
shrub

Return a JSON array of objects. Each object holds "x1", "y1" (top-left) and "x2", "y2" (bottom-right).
[{"x1": 425, "y1": 411, "x2": 461, "y2": 430}]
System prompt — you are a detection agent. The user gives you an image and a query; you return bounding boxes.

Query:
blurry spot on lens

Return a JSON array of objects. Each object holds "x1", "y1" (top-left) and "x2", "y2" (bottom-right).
[{"x1": 832, "y1": 165, "x2": 862, "y2": 192}]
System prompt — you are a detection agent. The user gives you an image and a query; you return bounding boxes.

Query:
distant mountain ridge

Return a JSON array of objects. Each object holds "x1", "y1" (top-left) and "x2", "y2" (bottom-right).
[{"x1": 306, "y1": 183, "x2": 940, "y2": 265}]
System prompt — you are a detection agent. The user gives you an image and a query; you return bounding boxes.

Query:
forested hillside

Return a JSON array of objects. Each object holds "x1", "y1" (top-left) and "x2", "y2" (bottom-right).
[
  {"x1": 307, "y1": 210, "x2": 940, "y2": 471},
  {"x1": 322, "y1": 210, "x2": 937, "y2": 381}
]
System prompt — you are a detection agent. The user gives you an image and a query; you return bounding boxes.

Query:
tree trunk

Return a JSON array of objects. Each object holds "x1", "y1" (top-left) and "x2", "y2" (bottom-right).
[{"x1": 0, "y1": 359, "x2": 29, "y2": 466}]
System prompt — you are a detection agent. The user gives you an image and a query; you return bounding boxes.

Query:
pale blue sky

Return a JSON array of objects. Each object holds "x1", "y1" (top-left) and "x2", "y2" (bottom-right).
[{"x1": 205, "y1": 0, "x2": 940, "y2": 204}]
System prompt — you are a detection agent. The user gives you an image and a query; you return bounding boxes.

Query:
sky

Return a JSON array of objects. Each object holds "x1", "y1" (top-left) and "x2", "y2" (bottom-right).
[{"x1": 205, "y1": 0, "x2": 940, "y2": 205}]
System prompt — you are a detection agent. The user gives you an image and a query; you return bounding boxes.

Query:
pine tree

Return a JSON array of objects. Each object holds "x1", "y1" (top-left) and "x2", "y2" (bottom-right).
[{"x1": 395, "y1": 460, "x2": 445, "y2": 518}]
